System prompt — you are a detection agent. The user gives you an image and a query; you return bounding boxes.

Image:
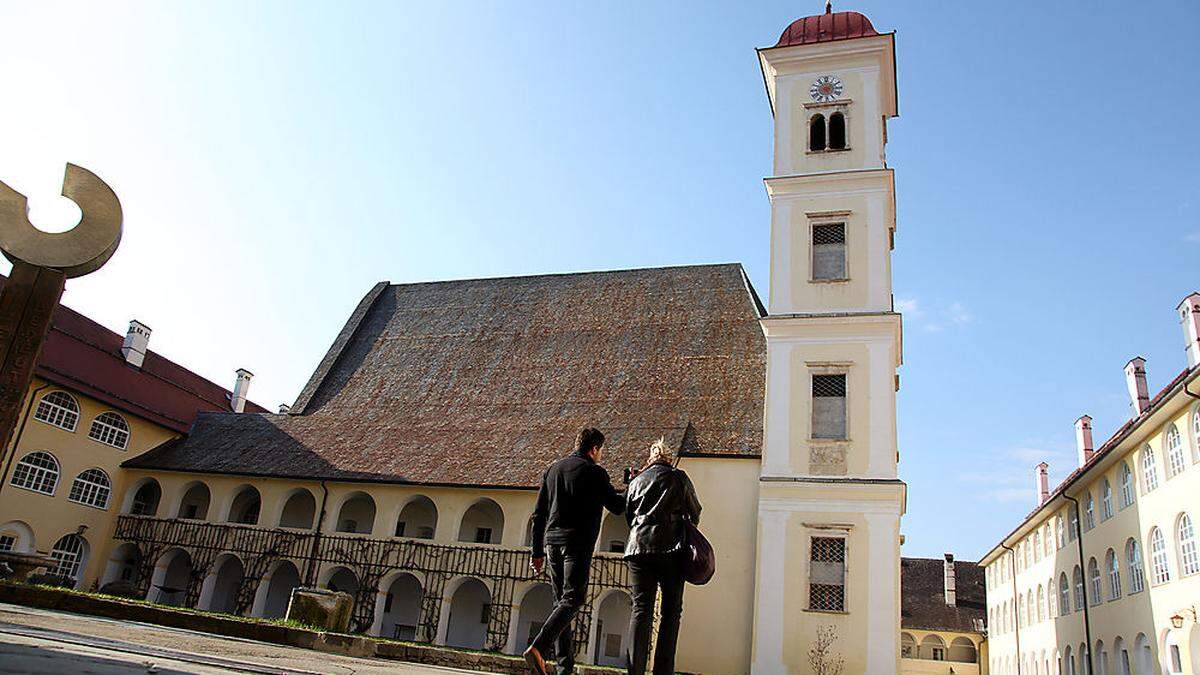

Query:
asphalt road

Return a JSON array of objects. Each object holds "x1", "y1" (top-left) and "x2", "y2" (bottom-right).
[{"x1": 0, "y1": 602, "x2": 480, "y2": 674}]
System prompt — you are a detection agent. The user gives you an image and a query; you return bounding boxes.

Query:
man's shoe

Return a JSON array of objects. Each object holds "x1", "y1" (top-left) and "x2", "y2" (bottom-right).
[{"x1": 523, "y1": 645, "x2": 549, "y2": 675}]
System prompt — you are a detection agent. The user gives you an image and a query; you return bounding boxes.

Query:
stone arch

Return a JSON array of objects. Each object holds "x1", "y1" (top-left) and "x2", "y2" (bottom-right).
[
  {"x1": 48, "y1": 533, "x2": 90, "y2": 588},
  {"x1": 457, "y1": 498, "x2": 504, "y2": 544},
  {"x1": 277, "y1": 488, "x2": 317, "y2": 529},
  {"x1": 598, "y1": 513, "x2": 630, "y2": 554},
  {"x1": 918, "y1": 633, "x2": 946, "y2": 660},
  {"x1": 0, "y1": 520, "x2": 34, "y2": 553},
  {"x1": 395, "y1": 495, "x2": 438, "y2": 539},
  {"x1": 251, "y1": 559, "x2": 302, "y2": 619},
  {"x1": 197, "y1": 552, "x2": 245, "y2": 614},
  {"x1": 372, "y1": 571, "x2": 423, "y2": 639},
  {"x1": 1134, "y1": 633, "x2": 1153, "y2": 674},
  {"x1": 334, "y1": 491, "x2": 376, "y2": 534},
  {"x1": 100, "y1": 542, "x2": 141, "y2": 588},
  {"x1": 121, "y1": 477, "x2": 161, "y2": 516},
  {"x1": 900, "y1": 632, "x2": 916, "y2": 658},
  {"x1": 148, "y1": 547, "x2": 193, "y2": 606},
  {"x1": 590, "y1": 588, "x2": 632, "y2": 668},
  {"x1": 174, "y1": 481, "x2": 211, "y2": 520},
  {"x1": 438, "y1": 576, "x2": 492, "y2": 649},
  {"x1": 320, "y1": 565, "x2": 361, "y2": 596},
  {"x1": 509, "y1": 582, "x2": 554, "y2": 655},
  {"x1": 1187, "y1": 624, "x2": 1200, "y2": 674},
  {"x1": 948, "y1": 636, "x2": 977, "y2": 663},
  {"x1": 223, "y1": 485, "x2": 261, "y2": 525}
]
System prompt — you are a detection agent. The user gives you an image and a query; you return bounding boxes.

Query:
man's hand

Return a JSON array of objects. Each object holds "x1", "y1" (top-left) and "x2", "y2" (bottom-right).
[{"x1": 530, "y1": 555, "x2": 545, "y2": 574}]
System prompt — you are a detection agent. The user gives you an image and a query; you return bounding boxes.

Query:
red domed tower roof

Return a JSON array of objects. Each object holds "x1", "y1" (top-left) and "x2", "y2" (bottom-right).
[{"x1": 774, "y1": 8, "x2": 877, "y2": 47}]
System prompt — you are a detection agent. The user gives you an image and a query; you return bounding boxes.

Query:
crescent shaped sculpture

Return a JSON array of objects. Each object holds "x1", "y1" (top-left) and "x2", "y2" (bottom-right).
[{"x1": 0, "y1": 163, "x2": 123, "y2": 278}]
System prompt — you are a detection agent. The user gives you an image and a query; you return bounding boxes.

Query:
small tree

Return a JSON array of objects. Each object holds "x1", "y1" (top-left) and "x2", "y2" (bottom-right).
[{"x1": 807, "y1": 625, "x2": 845, "y2": 675}]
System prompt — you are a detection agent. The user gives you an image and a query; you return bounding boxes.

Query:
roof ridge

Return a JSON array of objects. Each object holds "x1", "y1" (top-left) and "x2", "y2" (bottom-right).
[{"x1": 384, "y1": 262, "x2": 747, "y2": 288}]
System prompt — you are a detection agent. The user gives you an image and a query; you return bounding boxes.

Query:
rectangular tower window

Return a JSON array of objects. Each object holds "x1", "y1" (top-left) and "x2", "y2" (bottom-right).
[
  {"x1": 811, "y1": 223, "x2": 847, "y2": 281},
  {"x1": 808, "y1": 536, "x2": 846, "y2": 612},
  {"x1": 812, "y1": 374, "x2": 847, "y2": 440}
]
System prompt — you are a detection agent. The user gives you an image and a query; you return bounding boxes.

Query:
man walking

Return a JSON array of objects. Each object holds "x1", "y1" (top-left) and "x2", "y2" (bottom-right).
[{"x1": 524, "y1": 427, "x2": 624, "y2": 675}]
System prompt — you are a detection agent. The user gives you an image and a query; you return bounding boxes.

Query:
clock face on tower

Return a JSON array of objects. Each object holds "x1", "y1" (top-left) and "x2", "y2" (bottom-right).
[{"x1": 810, "y1": 75, "x2": 844, "y2": 103}]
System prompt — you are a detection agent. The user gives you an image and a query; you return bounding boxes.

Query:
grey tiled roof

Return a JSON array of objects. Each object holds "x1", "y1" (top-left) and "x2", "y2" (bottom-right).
[
  {"x1": 125, "y1": 264, "x2": 767, "y2": 488},
  {"x1": 901, "y1": 557, "x2": 986, "y2": 633}
]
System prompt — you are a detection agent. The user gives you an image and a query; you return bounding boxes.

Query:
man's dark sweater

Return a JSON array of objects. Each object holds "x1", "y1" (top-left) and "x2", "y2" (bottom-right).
[{"x1": 530, "y1": 449, "x2": 625, "y2": 555}]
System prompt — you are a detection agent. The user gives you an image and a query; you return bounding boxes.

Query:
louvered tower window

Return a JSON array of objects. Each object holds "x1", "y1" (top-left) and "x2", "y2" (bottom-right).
[
  {"x1": 811, "y1": 374, "x2": 847, "y2": 439},
  {"x1": 808, "y1": 536, "x2": 846, "y2": 612},
  {"x1": 812, "y1": 223, "x2": 847, "y2": 281}
]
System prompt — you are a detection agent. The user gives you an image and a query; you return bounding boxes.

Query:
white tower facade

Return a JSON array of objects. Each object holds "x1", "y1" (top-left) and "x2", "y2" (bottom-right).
[{"x1": 751, "y1": 9, "x2": 905, "y2": 674}]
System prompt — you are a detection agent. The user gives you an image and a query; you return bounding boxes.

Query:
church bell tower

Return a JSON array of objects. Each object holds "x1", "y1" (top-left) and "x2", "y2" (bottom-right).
[{"x1": 751, "y1": 7, "x2": 905, "y2": 673}]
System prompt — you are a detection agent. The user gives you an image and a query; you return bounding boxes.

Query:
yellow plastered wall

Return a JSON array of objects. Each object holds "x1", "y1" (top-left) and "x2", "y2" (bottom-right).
[
  {"x1": 0, "y1": 379, "x2": 180, "y2": 587},
  {"x1": 899, "y1": 628, "x2": 987, "y2": 674}
]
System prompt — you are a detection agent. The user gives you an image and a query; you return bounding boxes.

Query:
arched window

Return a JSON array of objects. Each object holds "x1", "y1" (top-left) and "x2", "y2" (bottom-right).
[
  {"x1": 1106, "y1": 548, "x2": 1122, "y2": 599},
  {"x1": 920, "y1": 634, "x2": 947, "y2": 660},
  {"x1": 34, "y1": 391, "x2": 79, "y2": 431},
  {"x1": 1084, "y1": 492, "x2": 1096, "y2": 530},
  {"x1": 68, "y1": 468, "x2": 111, "y2": 509},
  {"x1": 1059, "y1": 572, "x2": 1070, "y2": 615},
  {"x1": 1047, "y1": 577, "x2": 1057, "y2": 617},
  {"x1": 49, "y1": 533, "x2": 87, "y2": 582},
  {"x1": 1018, "y1": 595, "x2": 1026, "y2": 627},
  {"x1": 1056, "y1": 515, "x2": 1066, "y2": 548},
  {"x1": 1126, "y1": 538, "x2": 1145, "y2": 593},
  {"x1": 1073, "y1": 565, "x2": 1084, "y2": 611},
  {"x1": 1088, "y1": 557, "x2": 1102, "y2": 604},
  {"x1": 1177, "y1": 513, "x2": 1198, "y2": 576},
  {"x1": 948, "y1": 637, "x2": 977, "y2": 663},
  {"x1": 88, "y1": 412, "x2": 130, "y2": 449},
  {"x1": 809, "y1": 114, "x2": 827, "y2": 151},
  {"x1": 1192, "y1": 408, "x2": 1200, "y2": 463},
  {"x1": 1165, "y1": 424, "x2": 1185, "y2": 478},
  {"x1": 1148, "y1": 527, "x2": 1171, "y2": 585},
  {"x1": 1036, "y1": 585, "x2": 1046, "y2": 622},
  {"x1": 828, "y1": 112, "x2": 847, "y2": 150},
  {"x1": 1118, "y1": 463, "x2": 1134, "y2": 509},
  {"x1": 1033, "y1": 530, "x2": 1042, "y2": 561},
  {"x1": 11, "y1": 451, "x2": 59, "y2": 495},
  {"x1": 1141, "y1": 446, "x2": 1159, "y2": 492},
  {"x1": 1026, "y1": 589, "x2": 1034, "y2": 624},
  {"x1": 1068, "y1": 507, "x2": 1080, "y2": 541},
  {"x1": 900, "y1": 632, "x2": 916, "y2": 658},
  {"x1": 1044, "y1": 523, "x2": 1052, "y2": 556},
  {"x1": 1100, "y1": 480, "x2": 1113, "y2": 520}
]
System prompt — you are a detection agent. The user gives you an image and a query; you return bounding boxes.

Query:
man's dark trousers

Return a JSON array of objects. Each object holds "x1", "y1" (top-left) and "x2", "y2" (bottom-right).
[
  {"x1": 626, "y1": 550, "x2": 686, "y2": 675},
  {"x1": 530, "y1": 544, "x2": 592, "y2": 673}
]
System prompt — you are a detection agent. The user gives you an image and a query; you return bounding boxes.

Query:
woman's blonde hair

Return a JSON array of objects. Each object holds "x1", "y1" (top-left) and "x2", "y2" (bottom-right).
[{"x1": 648, "y1": 437, "x2": 675, "y2": 466}]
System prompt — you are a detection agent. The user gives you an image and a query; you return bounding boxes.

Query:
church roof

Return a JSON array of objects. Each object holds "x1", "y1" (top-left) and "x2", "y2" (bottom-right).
[
  {"x1": 125, "y1": 263, "x2": 767, "y2": 489},
  {"x1": 0, "y1": 274, "x2": 266, "y2": 432},
  {"x1": 773, "y1": 10, "x2": 878, "y2": 48},
  {"x1": 900, "y1": 557, "x2": 987, "y2": 634}
]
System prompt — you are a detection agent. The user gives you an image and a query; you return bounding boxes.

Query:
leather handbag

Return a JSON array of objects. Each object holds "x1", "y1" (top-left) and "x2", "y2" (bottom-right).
[{"x1": 682, "y1": 520, "x2": 716, "y2": 585}]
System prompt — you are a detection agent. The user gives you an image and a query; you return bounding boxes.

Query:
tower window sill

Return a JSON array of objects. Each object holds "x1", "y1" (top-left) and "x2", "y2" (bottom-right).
[
  {"x1": 806, "y1": 148, "x2": 852, "y2": 155},
  {"x1": 809, "y1": 277, "x2": 850, "y2": 284}
]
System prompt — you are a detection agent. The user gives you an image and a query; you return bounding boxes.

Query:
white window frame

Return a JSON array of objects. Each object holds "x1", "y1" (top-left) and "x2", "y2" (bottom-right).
[
  {"x1": 1165, "y1": 425, "x2": 1185, "y2": 478},
  {"x1": 1142, "y1": 446, "x2": 1160, "y2": 493},
  {"x1": 1178, "y1": 513, "x2": 1199, "y2": 577},
  {"x1": 1101, "y1": 479, "x2": 1114, "y2": 520},
  {"x1": 33, "y1": 391, "x2": 80, "y2": 432},
  {"x1": 1149, "y1": 528, "x2": 1171, "y2": 586},
  {"x1": 1088, "y1": 558, "x2": 1102, "y2": 604},
  {"x1": 809, "y1": 366, "x2": 850, "y2": 441},
  {"x1": 1120, "y1": 463, "x2": 1135, "y2": 508},
  {"x1": 1084, "y1": 493, "x2": 1096, "y2": 530},
  {"x1": 1127, "y1": 539, "x2": 1146, "y2": 593},
  {"x1": 1106, "y1": 549, "x2": 1122, "y2": 599},
  {"x1": 10, "y1": 451, "x2": 60, "y2": 495},
  {"x1": 68, "y1": 468, "x2": 112, "y2": 510},
  {"x1": 88, "y1": 412, "x2": 130, "y2": 450},
  {"x1": 49, "y1": 534, "x2": 86, "y2": 582}
]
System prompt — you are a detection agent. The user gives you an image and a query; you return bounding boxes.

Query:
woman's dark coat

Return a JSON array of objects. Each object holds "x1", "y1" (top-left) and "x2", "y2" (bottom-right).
[{"x1": 622, "y1": 462, "x2": 702, "y2": 558}]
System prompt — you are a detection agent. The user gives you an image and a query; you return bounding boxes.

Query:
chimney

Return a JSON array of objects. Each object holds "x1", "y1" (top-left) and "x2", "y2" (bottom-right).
[
  {"x1": 120, "y1": 320, "x2": 151, "y2": 368},
  {"x1": 231, "y1": 369, "x2": 253, "y2": 413},
  {"x1": 278, "y1": 403, "x2": 291, "y2": 414},
  {"x1": 1124, "y1": 357, "x2": 1150, "y2": 417},
  {"x1": 1075, "y1": 415, "x2": 1094, "y2": 467},
  {"x1": 1179, "y1": 292, "x2": 1200, "y2": 368},
  {"x1": 1036, "y1": 462, "x2": 1050, "y2": 505},
  {"x1": 943, "y1": 553, "x2": 956, "y2": 606}
]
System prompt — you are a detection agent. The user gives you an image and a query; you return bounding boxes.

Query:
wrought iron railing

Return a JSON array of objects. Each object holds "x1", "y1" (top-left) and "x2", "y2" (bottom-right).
[{"x1": 113, "y1": 515, "x2": 631, "y2": 654}]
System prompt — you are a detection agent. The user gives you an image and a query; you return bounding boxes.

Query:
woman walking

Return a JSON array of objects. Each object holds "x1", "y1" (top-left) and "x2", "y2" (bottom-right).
[{"x1": 622, "y1": 439, "x2": 702, "y2": 675}]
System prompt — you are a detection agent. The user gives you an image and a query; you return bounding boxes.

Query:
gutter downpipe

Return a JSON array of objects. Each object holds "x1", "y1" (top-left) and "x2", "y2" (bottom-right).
[
  {"x1": 1064, "y1": 494, "x2": 1096, "y2": 674},
  {"x1": 0, "y1": 383, "x2": 50, "y2": 496},
  {"x1": 305, "y1": 480, "x2": 329, "y2": 586},
  {"x1": 1000, "y1": 541, "x2": 1023, "y2": 674}
]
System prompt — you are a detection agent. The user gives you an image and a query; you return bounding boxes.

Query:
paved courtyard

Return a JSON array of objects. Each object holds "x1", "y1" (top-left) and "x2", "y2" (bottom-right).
[{"x1": 0, "y1": 602, "x2": 480, "y2": 674}]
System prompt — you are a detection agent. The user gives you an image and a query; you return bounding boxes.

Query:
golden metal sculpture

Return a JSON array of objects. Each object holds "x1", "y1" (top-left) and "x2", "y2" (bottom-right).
[{"x1": 0, "y1": 163, "x2": 123, "y2": 479}]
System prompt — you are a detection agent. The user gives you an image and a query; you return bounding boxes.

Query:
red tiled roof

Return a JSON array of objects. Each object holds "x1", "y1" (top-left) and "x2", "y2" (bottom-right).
[
  {"x1": 901, "y1": 557, "x2": 986, "y2": 633},
  {"x1": 0, "y1": 274, "x2": 266, "y2": 433},
  {"x1": 125, "y1": 264, "x2": 767, "y2": 488},
  {"x1": 774, "y1": 10, "x2": 878, "y2": 48}
]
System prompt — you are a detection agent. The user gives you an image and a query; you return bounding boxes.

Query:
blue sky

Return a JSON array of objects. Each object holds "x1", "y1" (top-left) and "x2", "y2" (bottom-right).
[{"x1": 1, "y1": 1, "x2": 1197, "y2": 560}]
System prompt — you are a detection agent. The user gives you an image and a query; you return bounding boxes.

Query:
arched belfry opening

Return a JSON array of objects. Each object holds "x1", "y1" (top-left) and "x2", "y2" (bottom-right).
[{"x1": 809, "y1": 114, "x2": 826, "y2": 151}]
